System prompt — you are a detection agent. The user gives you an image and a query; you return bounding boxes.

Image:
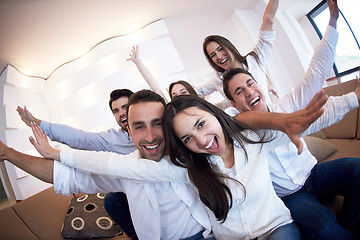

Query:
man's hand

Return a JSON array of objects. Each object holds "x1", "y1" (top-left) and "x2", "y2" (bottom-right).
[
  {"x1": 281, "y1": 90, "x2": 328, "y2": 154},
  {"x1": 0, "y1": 140, "x2": 11, "y2": 162},
  {"x1": 29, "y1": 122, "x2": 61, "y2": 161},
  {"x1": 354, "y1": 68, "x2": 360, "y2": 100},
  {"x1": 17, "y1": 106, "x2": 41, "y2": 127}
]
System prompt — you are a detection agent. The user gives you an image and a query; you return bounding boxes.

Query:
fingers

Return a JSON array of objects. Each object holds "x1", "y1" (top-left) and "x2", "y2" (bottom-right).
[
  {"x1": 289, "y1": 135, "x2": 303, "y2": 155},
  {"x1": 30, "y1": 122, "x2": 47, "y2": 142}
]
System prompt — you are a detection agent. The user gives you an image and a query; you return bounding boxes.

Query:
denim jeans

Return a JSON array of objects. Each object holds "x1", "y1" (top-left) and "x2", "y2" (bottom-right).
[
  {"x1": 267, "y1": 223, "x2": 301, "y2": 240},
  {"x1": 104, "y1": 192, "x2": 137, "y2": 239},
  {"x1": 282, "y1": 158, "x2": 360, "y2": 240},
  {"x1": 181, "y1": 230, "x2": 216, "y2": 240}
]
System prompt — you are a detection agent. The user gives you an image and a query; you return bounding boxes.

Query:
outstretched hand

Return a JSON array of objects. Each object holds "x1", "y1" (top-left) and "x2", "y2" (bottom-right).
[
  {"x1": 355, "y1": 68, "x2": 360, "y2": 100},
  {"x1": 281, "y1": 90, "x2": 328, "y2": 154},
  {"x1": 17, "y1": 106, "x2": 40, "y2": 127},
  {"x1": 126, "y1": 45, "x2": 139, "y2": 62},
  {"x1": 29, "y1": 122, "x2": 60, "y2": 161}
]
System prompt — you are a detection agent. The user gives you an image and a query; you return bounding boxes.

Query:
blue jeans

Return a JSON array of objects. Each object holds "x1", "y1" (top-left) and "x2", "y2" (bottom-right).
[
  {"x1": 282, "y1": 158, "x2": 360, "y2": 240},
  {"x1": 268, "y1": 223, "x2": 301, "y2": 240},
  {"x1": 181, "y1": 230, "x2": 216, "y2": 240},
  {"x1": 104, "y1": 192, "x2": 137, "y2": 239}
]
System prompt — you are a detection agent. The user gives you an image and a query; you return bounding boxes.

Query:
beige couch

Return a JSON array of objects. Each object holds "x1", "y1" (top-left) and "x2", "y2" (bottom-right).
[{"x1": 306, "y1": 79, "x2": 360, "y2": 163}]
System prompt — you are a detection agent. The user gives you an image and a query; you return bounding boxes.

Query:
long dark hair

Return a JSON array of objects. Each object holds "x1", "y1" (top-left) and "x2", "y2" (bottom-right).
[
  {"x1": 203, "y1": 35, "x2": 260, "y2": 73},
  {"x1": 168, "y1": 80, "x2": 198, "y2": 100},
  {"x1": 163, "y1": 95, "x2": 265, "y2": 221}
]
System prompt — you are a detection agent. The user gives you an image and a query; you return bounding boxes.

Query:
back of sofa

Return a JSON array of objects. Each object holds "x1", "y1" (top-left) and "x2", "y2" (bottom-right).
[{"x1": 322, "y1": 79, "x2": 359, "y2": 139}]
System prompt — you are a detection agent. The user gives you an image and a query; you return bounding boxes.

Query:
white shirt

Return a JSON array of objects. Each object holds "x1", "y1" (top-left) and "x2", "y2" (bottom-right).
[
  {"x1": 53, "y1": 151, "x2": 211, "y2": 240},
  {"x1": 59, "y1": 115, "x2": 329, "y2": 239},
  {"x1": 196, "y1": 30, "x2": 275, "y2": 106}
]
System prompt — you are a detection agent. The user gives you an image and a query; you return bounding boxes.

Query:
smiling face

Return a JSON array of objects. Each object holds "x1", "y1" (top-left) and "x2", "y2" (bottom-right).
[
  {"x1": 111, "y1": 97, "x2": 130, "y2": 130},
  {"x1": 206, "y1": 41, "x2": 239, "y2": 72},
  {"x1": 227, "y1": 73, "x2": 267, "y2": 112},
  {"x1": 172, "y1": 107, "x2": 229, "y2": 158},
  {"x1": 127, "y1": 101, "x2": 165, "y2": 161},
  {"x1": 170, "y1": 83, "x2": 191, "y2": 99}
]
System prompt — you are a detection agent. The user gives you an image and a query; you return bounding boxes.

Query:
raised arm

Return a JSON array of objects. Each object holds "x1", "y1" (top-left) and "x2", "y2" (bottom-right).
[
  {"x1": 235, "y1": 90, "x2": 328, "y2": 153},
  {"x1": 127, "y1": 45, "x2": 168, "y2": 102},
  {"x1": 0, "y1": 140, "x2": 54, "y2": 183},
  {"x1": 274, "y1": 0, "x2": 339, "y2": 113},
  {"x1": 260, "y1": 0, "x2": 279, "y2": 31},
  {"x1": 29, "y1": 122, "x2": 188, "y2": 182}
]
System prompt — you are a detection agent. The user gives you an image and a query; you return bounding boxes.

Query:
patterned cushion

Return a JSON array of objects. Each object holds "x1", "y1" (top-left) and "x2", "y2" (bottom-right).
[{"x1": 61, "y1": 193, "x2": 123, "y2": 238}]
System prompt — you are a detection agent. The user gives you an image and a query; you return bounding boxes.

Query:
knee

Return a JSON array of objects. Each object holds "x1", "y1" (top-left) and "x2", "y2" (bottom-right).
[
  {"x1": 305, "y1": 216, "x2": 353, "y2": 240},
  {"x1": 104, "y1": 192, "x2": 127, "y2": 211}
]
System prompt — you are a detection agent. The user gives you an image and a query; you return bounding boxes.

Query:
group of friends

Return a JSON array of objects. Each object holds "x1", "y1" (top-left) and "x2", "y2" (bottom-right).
[{"x1": 1, "y1": 0, "x2": 360, "y2": 239}]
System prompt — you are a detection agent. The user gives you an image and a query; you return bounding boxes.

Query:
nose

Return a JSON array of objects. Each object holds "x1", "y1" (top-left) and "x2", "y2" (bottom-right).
[
  {"x1": 194, "y1": 134, "x2": 206, "y2": 148},
  {"x1": 144, "y1": 127, "x2": 156, "y2": 143},
  {"x1": 244, "y1": 86, "x2": 254, "y2": 98}
]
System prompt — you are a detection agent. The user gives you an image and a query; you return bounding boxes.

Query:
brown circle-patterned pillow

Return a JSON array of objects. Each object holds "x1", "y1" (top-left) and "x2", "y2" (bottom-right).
[{"x1": 61, "y1": 193, "x2": 123, "y2": 238}]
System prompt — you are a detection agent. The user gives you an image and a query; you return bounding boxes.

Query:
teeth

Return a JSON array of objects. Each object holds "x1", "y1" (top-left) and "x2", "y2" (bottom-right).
[
  {"x1": 250, "y1": 97, "x2": 260, "y2": 106},
  {"x1": 205, "y1": 137, "x2": 214, "y2": 150},
  {"x1": 121, "y1": 117, "x2": 127, "y2": 123},
  {"x1": 144, "y1": 144, "x2": 160, "y2": 150},
  {"x1": 220, "y1": 58, "x2": 227, "y2": 64}
]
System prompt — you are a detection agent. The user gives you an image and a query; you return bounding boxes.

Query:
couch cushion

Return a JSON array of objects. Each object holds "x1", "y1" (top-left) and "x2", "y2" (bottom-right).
[
  {"x1": 62, "y1": 193, "x2": 123, "y2": 239},
  {"x1": 12, "y1": 186, "x2": 72, "y2": 240},
  {"x1": 0, "y1": 206, "x2": 38, "y2": 240},
  {"x1": 322, "y1": 139, "x2": 360, "y2": 162},
  {"x1": 303, "y1": 136, "x2": 338, "y2": 163},
  {"x1": 322, "y1": 79, "x2": 359, "y2": 139},
  {"x1": 322, "y1": 108, "x2": 358, "y2": 139}
]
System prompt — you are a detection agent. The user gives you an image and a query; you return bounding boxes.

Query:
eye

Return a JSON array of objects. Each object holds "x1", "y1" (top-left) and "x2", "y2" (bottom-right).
[
  {"x1": 135, "y1": 125, "x2": 143, "y2": 130},
  {"x1": 236, "y1": 89, "x2": 243, "y2": 96},
  {"x1": 209, "y1": 53, "x2": 215, "y2": 58},
  {"x1": 183, "y1": 136, "x2": 191, "y2": 144},
  {"x1": 198, "y1": 121, "x2": 205, "y2": 129},
  {"x1": 113, "y1": 109, "x2": 119, "y2": 114},
  {"x1": 154, "y1": 121, "x2": 163, "y2": 127}
]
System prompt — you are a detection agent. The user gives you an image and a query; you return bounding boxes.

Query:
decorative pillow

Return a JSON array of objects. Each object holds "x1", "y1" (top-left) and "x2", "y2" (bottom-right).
[
  {"x1": 303, "y1": 136, "x2": 338, "y2": 163},
  {"x1": 61, "y1": 193, "x2": 123, "y2": 239}
]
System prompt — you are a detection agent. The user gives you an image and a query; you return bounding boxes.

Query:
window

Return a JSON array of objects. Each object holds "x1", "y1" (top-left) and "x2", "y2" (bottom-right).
[{"x1": 307, "y1": 0, "x2": 360, "y2": 77}]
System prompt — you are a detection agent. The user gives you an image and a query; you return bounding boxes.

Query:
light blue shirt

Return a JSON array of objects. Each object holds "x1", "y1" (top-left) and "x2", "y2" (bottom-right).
[{"x1": 40, "y1": 121, "x2": 137, "y2": 154}]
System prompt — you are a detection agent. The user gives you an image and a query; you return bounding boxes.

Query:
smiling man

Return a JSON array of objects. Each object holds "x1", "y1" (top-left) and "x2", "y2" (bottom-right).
[
  {"x1": 222, "y1": 13, "x2": 360, "y2": 237},
  {"x1": 4, "y1": 90, "x2": 214, "y2": 240},
  {"x1": 17, "y1": 88, "x2": 138, "y2": 238}
]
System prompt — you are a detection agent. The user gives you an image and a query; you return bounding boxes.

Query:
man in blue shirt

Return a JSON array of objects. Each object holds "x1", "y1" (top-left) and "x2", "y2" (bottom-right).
[{"x1": 17, "y1": 89, "x2": 138, "y2": 239}]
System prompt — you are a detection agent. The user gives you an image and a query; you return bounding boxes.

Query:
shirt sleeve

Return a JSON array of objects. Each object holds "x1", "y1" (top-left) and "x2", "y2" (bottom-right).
[
  {"x1": 40, "y1": 121, "x2": 133, "y2": 153},
  {"x1": 195, "y1": 72, "x2": 220, "y2": 97},
  {"x1": 53, "y1": 161, "x2": 125, "y2": 195},
  {"x1": 266, "y1": 92, "x2": 358, "y2": 151},
  {"x1": 60, "y1": 149, "x2": 190, "y2": 183},
  {"x1": 274, "y1": 25, "x2": 339, "y2": 112}
]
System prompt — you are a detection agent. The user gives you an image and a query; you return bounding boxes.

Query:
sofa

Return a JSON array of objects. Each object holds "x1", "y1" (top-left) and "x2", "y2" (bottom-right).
[
  {"x1": 0, "y1": 80, "x2": 358, "y2": 240},
  {"x1": 303, "y1": 78, "x2": 360, "y2": 215},
  {"x1": 305, "y1": 78, "x2": 360, "y2": 163}
]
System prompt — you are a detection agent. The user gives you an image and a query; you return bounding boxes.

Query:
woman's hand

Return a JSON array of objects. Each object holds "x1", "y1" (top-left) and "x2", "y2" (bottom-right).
[{"x1": 127, "y1": 45, "x2": 139, "y2": 63}]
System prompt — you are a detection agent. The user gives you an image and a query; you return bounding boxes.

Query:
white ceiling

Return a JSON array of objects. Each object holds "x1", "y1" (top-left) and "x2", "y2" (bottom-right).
[{"x1": 0, "y1": 0, "x2": 318, "y2": 79}]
